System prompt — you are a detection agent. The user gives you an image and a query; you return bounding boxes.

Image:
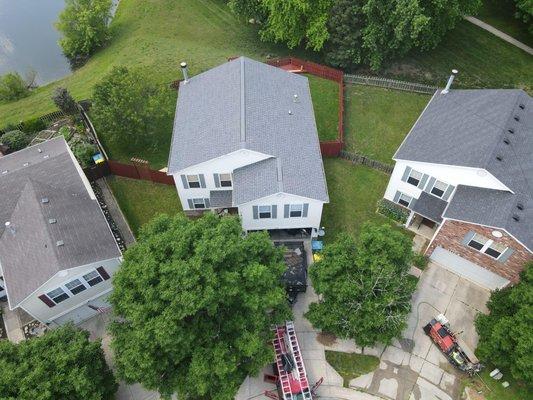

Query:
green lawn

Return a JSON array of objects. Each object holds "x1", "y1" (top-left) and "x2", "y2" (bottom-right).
[
  {"x1": 322, "y1": 159, "x2": 408, "y2": 242},
  {"x1": 477, "y1": 0, "x2": 533, "y2": 47},
  {"x1": 106, "y1": 176, "x2": 182, "y2": 235},
  {"x1": 0, "y1": 0, "x2": 304, "y2": 127},
  {"x1": 325, "y1": 351, "x2": 379, "y2": 388},
  {"x1": 305, "y1": 74, "x2": 340, "y2": 142},
  {"x1": 463, "y1": 368, "x2": 531, "y2": 400},
  {"x1": 344, "y1": 85, "x2": 430, "y2": 164},
  {"x1": 387, "y1": 22, "x2": 533, "y2": 91}
]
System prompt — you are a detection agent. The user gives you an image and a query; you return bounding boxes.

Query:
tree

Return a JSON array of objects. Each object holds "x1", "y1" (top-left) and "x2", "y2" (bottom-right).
[
  {"x1": 110, "y1": 213, "x2": 291, "y2": 399},
  {"x1": 52, "y1": 87, "x2": 79, "y2": 115},
  {"x1": 306, "y1": 224, "x2": 416, "y2": 347},
  {"x1": 228, "y1": 0, "x2": 267, "y2": 21},
  {"x1": 0, "y1": 325, "x2": 117, "y2": 400},
  {"x1": 326, "y1": 0, "x2": 481, "y2": 70},
  {"x1": 515, "y1": 0, "x2": 533, "y2": 33},
  {"x1": 55, "y1": 0, "x2": 112, "y2": 64},
  {"x1": 259, "y1": 0, "x2": 333, "y2": 51},
  {"x1": 0, "y1": 130, "x2": 30, "y2": 151},
  {"x1": 0, "y1": 72, "x2": 30, "y2": 101},
  {"x1": 475, "y1": 263, "x2": 533, "y2": 385},
  {"x1": 91, "y1": 66, "x2": 174, "y2": 148}
]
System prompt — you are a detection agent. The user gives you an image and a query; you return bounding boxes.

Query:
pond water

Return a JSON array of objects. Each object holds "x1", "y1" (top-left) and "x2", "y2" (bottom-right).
[{"x1": 0, "y1": 0, "x2": 71, "y2": 85}]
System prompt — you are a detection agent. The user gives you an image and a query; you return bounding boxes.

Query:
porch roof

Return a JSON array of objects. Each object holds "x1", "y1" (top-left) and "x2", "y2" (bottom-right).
[
  {"x1": 209, "y1": 190, "x2": 233, "y2": 208},
  {"x1": 411, "y1": 192, "x2": 448, "y2": 223}
]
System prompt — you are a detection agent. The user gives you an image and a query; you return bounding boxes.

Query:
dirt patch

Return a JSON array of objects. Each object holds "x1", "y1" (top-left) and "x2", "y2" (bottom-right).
[{"x1": 316, "y1": 331, "x2": 337, "y2": 346}]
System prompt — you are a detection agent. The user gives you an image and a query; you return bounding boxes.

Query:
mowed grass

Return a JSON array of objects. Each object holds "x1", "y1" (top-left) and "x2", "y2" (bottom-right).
[
  {"x1": 106, "y1": 176, "x2": 182, "y2": 235},
  {"x1": 477, "y1": 0, "x2": 533, "y2": 47},
  {"x1": 305, "y1": 74, "x2": 340, "y2": 141},
  {"x1": 325, "y1": 351, "x2": 379, "y2": 388},
  {"x1": 463, "y1": 367, "x2": 531, "y2": 400},
  {"x1": 344, "y1": 85, "x2": 430, "y2": 164},
  {"x1": 0, "y1": 0, "x2": 303, "y2": 126},
  {"x1": 387, "y1": 22, "x2": 533, "y2": 91},
  {"x1": 322, "y1": 159, "x2": 408, "y2": 242}
]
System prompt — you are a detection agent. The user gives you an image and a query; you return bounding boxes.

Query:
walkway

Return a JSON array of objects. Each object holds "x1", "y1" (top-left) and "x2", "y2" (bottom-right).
[{"x1": 465, "y1": 16, "x2": 533, "y2": 55}]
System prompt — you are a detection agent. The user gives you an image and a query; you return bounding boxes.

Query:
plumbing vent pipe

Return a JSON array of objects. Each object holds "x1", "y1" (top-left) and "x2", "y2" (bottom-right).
[
  {"x1": 180, "y1": 62, "x2": 189, "y2": 83},
  {"x1": 441, "y1": 69, "x2": 458, "y2": 94}
]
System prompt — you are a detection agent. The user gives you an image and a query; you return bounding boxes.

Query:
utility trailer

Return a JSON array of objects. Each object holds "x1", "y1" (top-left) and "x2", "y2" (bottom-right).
[{"x1": 423, "y1": 314, "x2": 482, "y2": 376}]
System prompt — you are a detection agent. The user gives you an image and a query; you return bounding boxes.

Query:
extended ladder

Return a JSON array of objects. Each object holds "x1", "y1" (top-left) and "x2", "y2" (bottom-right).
[
  {"x1": 285, "y1": 321, "x2": 312, "y2": 399},
  {"x1": 273, "y1": 326, "x2": 295, "y2": 400}
]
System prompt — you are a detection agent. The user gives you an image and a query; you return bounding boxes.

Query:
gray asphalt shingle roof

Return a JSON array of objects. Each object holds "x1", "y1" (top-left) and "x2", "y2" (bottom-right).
[
  {"x1": 395, "y1": 89, "x2": 532, "y2": 250},
  {"x1": 0, "y1": 138, "x2": 121, "y2": 307},
  {"x1": 168, "y1": 57, "x2": 328, "y2": 203},
  {"x1": 411, "y1": 192, "x2": 447, "y2": 223}
]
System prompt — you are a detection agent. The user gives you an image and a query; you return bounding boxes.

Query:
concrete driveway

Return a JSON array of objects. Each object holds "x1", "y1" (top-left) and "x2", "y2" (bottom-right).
[{"x1": 348, "y1": 262, "x2": 491, "y2": 400}]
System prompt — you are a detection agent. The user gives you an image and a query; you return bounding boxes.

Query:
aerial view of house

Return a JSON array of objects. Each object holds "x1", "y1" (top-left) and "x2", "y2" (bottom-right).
[
  {"x1": 0, "y1": 1, "x2": 531, "y2": 400},
  {"x1": 385, "y1": 86, "x2": 532, "y2": 289},
  {"x1": 168, "y1": 57, "x2": 329, "y2": 236},
  {"x1": 0, "y1": 137, "x2": 122, "y2": 326}
]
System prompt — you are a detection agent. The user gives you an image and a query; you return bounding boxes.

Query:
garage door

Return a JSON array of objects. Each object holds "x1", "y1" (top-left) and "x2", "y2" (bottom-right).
[
  {"x1": 53, "y1": 294, "x2": 111, "y2": 325},
  {"x1": 430, "y1": 247, "x2": 510, "y2": 290}
]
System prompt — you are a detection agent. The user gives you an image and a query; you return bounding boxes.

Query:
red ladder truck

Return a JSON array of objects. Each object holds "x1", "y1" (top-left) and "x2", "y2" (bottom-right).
[{"x1": 265, "y1": 321, "x2": 322, "y2": 400}]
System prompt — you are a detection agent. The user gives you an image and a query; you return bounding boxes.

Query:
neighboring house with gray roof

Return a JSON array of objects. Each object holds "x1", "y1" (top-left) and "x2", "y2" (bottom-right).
[
  {"x1": 168, "y1": 57, "x2": 328, "y2": 236},
  {"x1": 0, "y1": 137, "x2": 122, "y2": 326},
  {"x1": 384, "y1": 83, "x2": 532, "y2": 290}
]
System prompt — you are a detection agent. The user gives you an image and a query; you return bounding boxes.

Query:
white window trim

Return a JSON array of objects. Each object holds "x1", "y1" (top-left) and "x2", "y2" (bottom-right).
[
  {"x1": 187, "y1": 174, "x2": 201, "y2": 188},
  {"x1": 192, "y1": 198, "x2": 206, "y2": 209},
  {"x1": 65, "y1": 278, "x2": 88, "y2": 295},
  {"x1": 258, "y1": 205, "x2": 272, "y2": 219},
  {"x1": 289, "y1": 204, "x2": 303, "y2": 218},
  {"x1": 47, "y1": 269, "x2": 106, "y2": 303},
  {"x1": 219, "y1": 173, "x2": 232, "y2": 188},
  {"x1": 47, "y1": 287, "x2": 70, "y2": 304},
  {"x1": 429, "y1": 179, "x2": 449, "y2": 199},
  {"x1": 397, "y1": 192, "x2": 413, "y2": 208},
  {"x1": 467, "y1": 235, "x2": 507, "y2": 260},
  {"x1": 406, "y1": 169, "x2": 423, "y2": 187}
]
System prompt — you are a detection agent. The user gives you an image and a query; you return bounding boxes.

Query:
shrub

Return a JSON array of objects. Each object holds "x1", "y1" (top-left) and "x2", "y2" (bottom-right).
[
  {"x1": 52, "y1": 87, "x2": 79, "y2": 114},
  {"x1": 412, "y1": 253, "x2": 429, "y2": 270},
  {"x1": 55, "y1": 0, "x2": 112, "y2": 65},
  {"x1": 71, "y1": 141, "x2": 96, "y2": 167},
  {"x1": 377, "y1": 199, "x2": 409, "y2": 224},
  {"x1": 21, "y1": 118, "x2": 46, "y2": 133},
  {"x1": 0, "y1": 130, "x2": 30, "y2": 151},
  {"x1": 59, "y1": 126, "x2": 72, "y2": 141},
  {"x1": 0, "y1": 72, "x2": 29, "y2": 102}
]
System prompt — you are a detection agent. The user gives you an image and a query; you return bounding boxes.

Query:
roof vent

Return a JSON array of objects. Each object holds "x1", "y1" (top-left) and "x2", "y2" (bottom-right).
[
  {"x1": 517, "y1": 203, "x2": 524, "y2": 211},
  {"x1": 293, "y1": 94, "x2": 299, "y2": 103},
  {"x1": 514, "y1": 115, "x2": 520, "y2": 121},
  {"x1": 519, "y1": 104, "x2": 525, "y2": 109},
  {"x1": 180, "y1": 61, "x2": 189, "y2": 83},
  {"x1": 441, "y1": 69, "x2": 458, "y2": 94},
  {"x1": 4, "y1": 221, "x2": 15, "y2": 235},
  {"x1": 496, "y1": 155, "x2": 503, "y2": 162},
  {"x1": 2, "y1": 170, "x2": 7, "y2": 174},
  {"x1": 43, "y1": 155, "x2": 50, "y2": 159},
  {"x1": 503, "y1": 138, "x2": 510, "y2": 145},
  {"x1": 512, "y1": 214, "x2": 520, "y2": 222},
  {"x1": 508, "y1": 129, "x2": 514, "y2": 134},
  {"x1": 41, "y1": 197, "x2": 49, "y2": 204},
  {"x1": 49, "y1": 218, "x2": 57, "y2": 224},
  {"x1": 23, "y1": 162, "x2": 29, "y2": 167},
  {"x1": 37, "y1": 148, "x2": 42, "y2": 153},
  {"x1": 56, "y1": 240, "x2": 64, "y2": 247},
  {"x1": 288, "y1": 110, "x2": 293, "y2": 115}
]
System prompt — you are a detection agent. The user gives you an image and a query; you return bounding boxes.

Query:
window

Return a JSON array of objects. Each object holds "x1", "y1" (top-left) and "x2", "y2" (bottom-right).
[
  {"x1": 219, "y1": 173, "x2": 232, "y2": 187},
  {"x1": 468, "y1": 233, "x2": 488, "y2": 251},
  {"x1": 65, "y1": 279, "x2": 87, "y2": 295},
  {"x1": 192, "y1": 198, "x2": 206, "y2": 209},
  {"x1": 430, "y1": 180, "x2": 448, "y2": 198},
  {"x1": 258, "y1": 205, "x2": 272, "y2": 219},
  {"x1": 397, "y1": 193, "x2": 412, "y2": 207},
  {"x1": 485, "y1": 241, "x2": 507, "y2": 259},
  {"x1": 47, "y1": 287, "x2": 69, "y2": 304},
  {"x1": 83, "y1": 270, "x2": 104, "y2": 287},
  {"x1": 187, "y1": 175, "x2": 200, "y2": 188},
  {"x1": 407, "y1": 169, "x2": 423, "y2": 187},
  {"x1": 289, "y1": 204, "x2": 303, "y2": 218},
  {"x1": 467, "y1": 234, "x2": 508, "y2": 260}
]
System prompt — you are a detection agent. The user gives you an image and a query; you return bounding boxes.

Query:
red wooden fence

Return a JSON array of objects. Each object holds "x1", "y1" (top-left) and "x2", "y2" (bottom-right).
[{"x1": 84, "y1": 160, "x2": 175, "y2": 185}]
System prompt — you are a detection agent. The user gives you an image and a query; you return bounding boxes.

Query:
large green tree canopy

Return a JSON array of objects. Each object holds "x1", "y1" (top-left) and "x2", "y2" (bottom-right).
[
  {"x1": 55, "y1": 0, "x2": 112, "y2": 64},
  {"x1": 306, "y1": 224, "x2": 416, "y2": 347},
  {"x1": 475, "y1": 263, "x2": 533, "y2": 385},
  {"x1": 110, "y1": 213, "x2": 291, "y2": 399},
  {"x1": 231, "y1": 0, "x2": 480, "y2": 70},
  {"x1": 0, "y1": 325, "x2": 116, "y2": 400}
]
